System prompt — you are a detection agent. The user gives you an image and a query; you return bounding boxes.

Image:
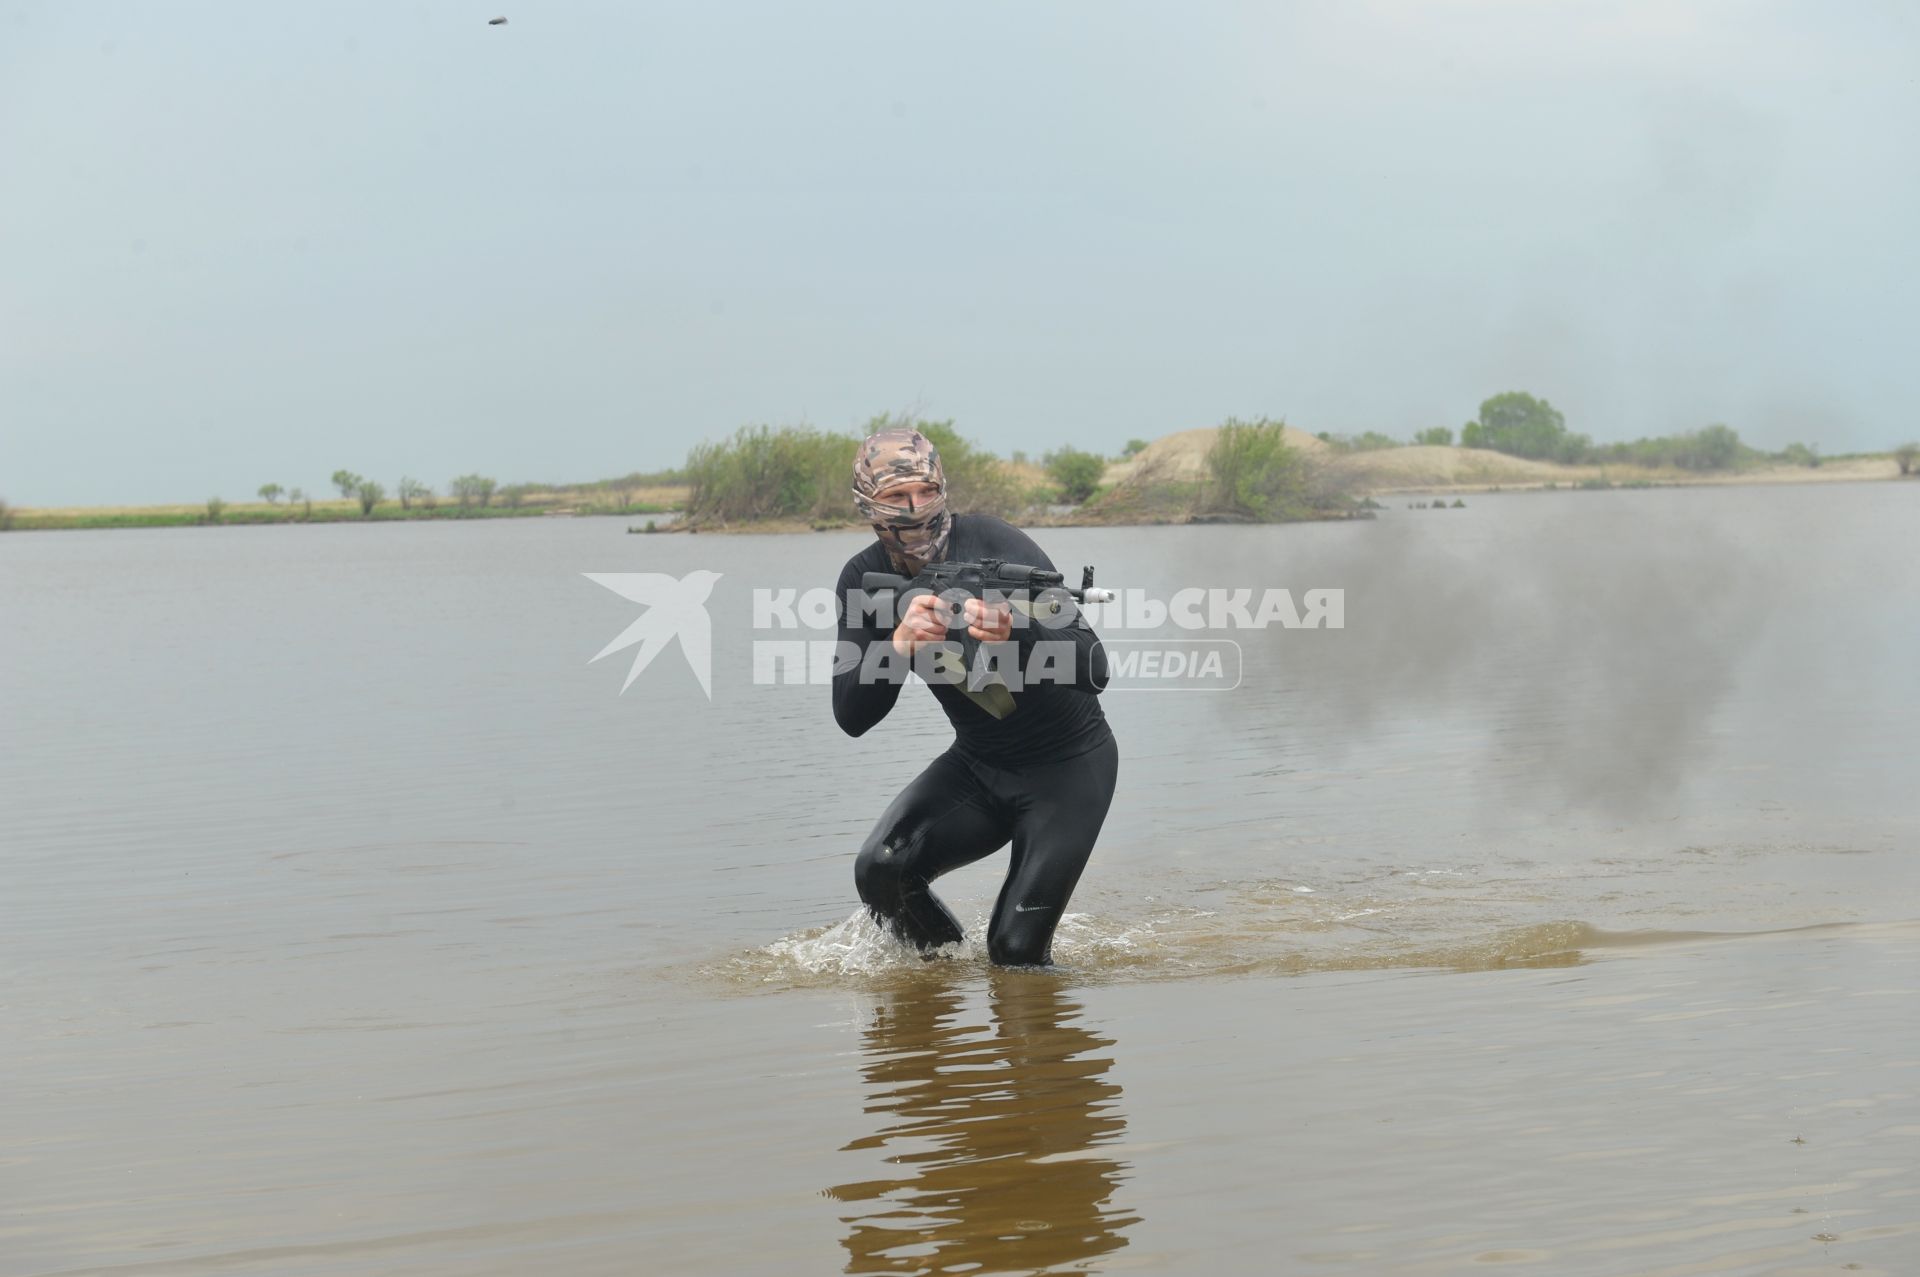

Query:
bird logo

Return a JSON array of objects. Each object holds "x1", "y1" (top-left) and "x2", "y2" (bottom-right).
[{"x1": 584, "y1": 570, "x2": 722, "y2": 698}]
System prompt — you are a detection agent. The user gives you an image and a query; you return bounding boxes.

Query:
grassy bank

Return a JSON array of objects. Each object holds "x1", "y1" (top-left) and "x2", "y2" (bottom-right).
[
  {"x1": 675, "y1": 414, "x2": 1365, "y2": 532},
  {"x1": 680, "y1": 416, "x2": 1037, "y2": 528},
  {"x1": 8, "y1": 489, "x2": 685, "y2": 532},
  {"x1": 7, "y1": 398, "x2": 1909, "y2": 535}
]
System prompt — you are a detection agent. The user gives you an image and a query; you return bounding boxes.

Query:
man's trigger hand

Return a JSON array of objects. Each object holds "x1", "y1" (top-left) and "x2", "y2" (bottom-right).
[
  {"x1": 891, "y1": 592, "x2": 949, "y2": 658},
  {"x1": 964, "y1": 598, "x2": 1013, "y2": 643}
]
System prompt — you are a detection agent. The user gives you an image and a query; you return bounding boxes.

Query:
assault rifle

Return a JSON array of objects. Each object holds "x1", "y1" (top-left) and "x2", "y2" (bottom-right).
[{"x1": 858, "y1": 559, "x2": 1115, "y2": 702}]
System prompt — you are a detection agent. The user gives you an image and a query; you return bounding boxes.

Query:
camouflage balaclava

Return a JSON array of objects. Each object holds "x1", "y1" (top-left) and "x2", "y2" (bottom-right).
[{"x1": 852, "y1": 427, "x2": 952, "y2": 572}]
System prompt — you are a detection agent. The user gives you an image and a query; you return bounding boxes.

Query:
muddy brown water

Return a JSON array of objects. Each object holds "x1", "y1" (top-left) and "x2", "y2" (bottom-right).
[{"x1": 4, "y1": 484, "x2": 1916, "y2": 1274}]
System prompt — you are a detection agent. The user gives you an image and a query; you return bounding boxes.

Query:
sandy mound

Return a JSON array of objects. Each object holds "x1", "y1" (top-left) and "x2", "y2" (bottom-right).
[
  {"x1": 1332, "y1": 446, "x2": 1589, "y2": 491},
  {"x1": 1101, "y1": 425, "x2": 1328, "y2": 487},
  {"x1": 1098, "y1": 429, "x2": 1566, "y2": 494}
]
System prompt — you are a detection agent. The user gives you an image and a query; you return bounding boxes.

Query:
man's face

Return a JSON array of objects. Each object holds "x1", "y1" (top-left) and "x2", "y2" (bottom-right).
[
  {"x1": 861, "y1": 473, "x2": 951, "y2": 570},
  {"x1": 875, "y1": 480, "x2": 940, "y2": 518}
]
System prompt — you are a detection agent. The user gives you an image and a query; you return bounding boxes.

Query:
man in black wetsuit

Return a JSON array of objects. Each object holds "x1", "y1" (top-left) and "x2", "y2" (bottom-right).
[{"x1": 832, "y1": 425, "x2": 1117, "y2": 967}]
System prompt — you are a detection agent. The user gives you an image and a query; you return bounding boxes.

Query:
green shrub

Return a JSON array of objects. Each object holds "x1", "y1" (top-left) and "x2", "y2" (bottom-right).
[
  {"x1": 1044, "y1": 447, "x2": 1107, "y2": 504},
  {"x1": 1317, "y1": 431, "x2": 1399, "y2": 454},
  {"x1": 682, "y1": 416, "x2": 1023, "y2": 525},
  {"x1": 1198, "y1": 417, "x2": 1314, "y2": 521},
  {"x1": 1593, "y1": 424, "x2": 1751, "y2": 471},
  {"x1": 684, "y1": 424, "x2": 861, "y2": 523},
  {"x1": 1414, "y1": 426, "x2": 1455, "y2": 447}
]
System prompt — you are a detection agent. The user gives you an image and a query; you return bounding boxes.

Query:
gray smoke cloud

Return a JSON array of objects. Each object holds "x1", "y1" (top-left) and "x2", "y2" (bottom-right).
[{"x1": 1204, "y1": 496, "x2": 1770, "y2": 818}]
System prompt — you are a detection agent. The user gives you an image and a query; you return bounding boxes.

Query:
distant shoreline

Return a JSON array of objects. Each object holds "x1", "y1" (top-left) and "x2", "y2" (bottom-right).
[
  {"x1": 670, "y1": 448, "x2": 1910, "y2": 535},
  {"x1": 4, "y1": 443, "x2": 1907, "y2": 535},
  {"x1": 1, "y1": 488, "x2": 687, "y2": 533}
]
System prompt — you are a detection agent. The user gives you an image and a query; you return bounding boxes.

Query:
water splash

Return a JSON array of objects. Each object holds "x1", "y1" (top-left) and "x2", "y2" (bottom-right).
[
  {"x1": 757, "y1": 910, "x2": 973, "y2": 979},
  {"x1": 728, "y1": 908, "x2": 1163, "y2": 988},
  {"x1": 707, "y1": 907, "x2": 1644, "y2": 993},
  {"x1": 697, "y1": 851, "x2": 1855, "y2": 994}
]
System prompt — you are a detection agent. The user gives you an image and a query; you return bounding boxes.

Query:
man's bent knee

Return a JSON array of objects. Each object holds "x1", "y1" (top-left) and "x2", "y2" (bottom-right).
[{"x1": 854, "y1": 835, "x2": 907, "y2": 910}]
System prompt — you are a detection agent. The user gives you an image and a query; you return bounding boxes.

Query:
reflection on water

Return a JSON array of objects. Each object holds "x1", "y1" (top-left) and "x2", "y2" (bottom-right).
[{"x1": 827, "y1": 973, "x2": 1139, "y2": 1275}]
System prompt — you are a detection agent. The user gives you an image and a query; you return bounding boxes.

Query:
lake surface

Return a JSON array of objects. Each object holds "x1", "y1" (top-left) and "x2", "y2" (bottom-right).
[{"x1": 4, "y1": 484, "x2": 1917, "y2": 1275}]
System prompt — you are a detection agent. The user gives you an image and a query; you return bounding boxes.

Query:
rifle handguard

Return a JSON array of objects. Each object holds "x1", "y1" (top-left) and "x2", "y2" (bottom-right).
[{"x1": 857, "y1": 559, "x2": 1114, "y2": 694}]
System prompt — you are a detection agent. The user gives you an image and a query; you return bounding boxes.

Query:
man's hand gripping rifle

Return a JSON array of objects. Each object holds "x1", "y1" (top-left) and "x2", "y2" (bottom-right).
[{"x1": 859, "y1": 559, "x2": 1116, "y2": 694}]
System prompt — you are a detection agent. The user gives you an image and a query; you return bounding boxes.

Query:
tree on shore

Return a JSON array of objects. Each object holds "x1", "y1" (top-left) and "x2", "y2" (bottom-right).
[
  {"x1": 206, "y1": 496, "x2": 226, "y2": 523},
  {"x1": 331, "y1": 470, "x2": 364, "y2": 499},
  {"x1": 1675, "y1": 423, "x2": 1742, "y2": 471},
  {"x1": 355, "y1": 480, "x2": 385, "y2": 516},
  {"x1": 397, "y1": 477, "x2": 429, "y2": 510},
  {"x1": 258, "y1": 483, "x2": 284, "y2": 505},
  {"x1": 1414, "y1": 426, "x2": 1454, "y2": 446},
  {"x1": 1460, "y1": 392, "x2": 1590, "y2": 463},
  {"x1": 288, "y1": 487, "x2": 310, "y2": 517},
  {"x1": 1896, "y1": 443, "x2": 1919, "y2": 476},
  {"x1": 451, "y1": 474, "x2": 496, "y2": 508},
  {"x1": 0, "y1": 496, "x2": 12, "y2": 531},
  {"x1": 1122, "y1": 438, "x2": 1150, "y2": 458}
]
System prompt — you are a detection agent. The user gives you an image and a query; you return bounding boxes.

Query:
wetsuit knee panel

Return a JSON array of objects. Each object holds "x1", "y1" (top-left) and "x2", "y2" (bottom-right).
[{"x1": 853, "y1": 835, "x2": 910, "y2": 903}]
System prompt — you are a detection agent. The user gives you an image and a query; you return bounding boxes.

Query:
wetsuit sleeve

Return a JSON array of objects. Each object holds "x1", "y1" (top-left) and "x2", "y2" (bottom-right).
[
  {"x1": 980, "y1": 521, "x2": 1110, "y2": 695},
  {"x1": 833, "y1": 555, "x2": 907, "y2": 736}
]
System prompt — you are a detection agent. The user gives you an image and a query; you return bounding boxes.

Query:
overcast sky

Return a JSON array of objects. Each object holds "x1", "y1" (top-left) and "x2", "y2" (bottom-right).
[{"x1": 2, "y1": 1, "x2": 1915, "y2": 505}]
